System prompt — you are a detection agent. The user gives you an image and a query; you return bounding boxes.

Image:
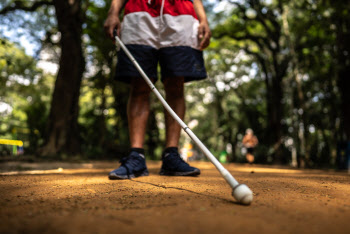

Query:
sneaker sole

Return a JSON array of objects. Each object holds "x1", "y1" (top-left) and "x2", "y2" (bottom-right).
[
  {"x1": 109, "y1": 170, "x2": 149, "y2": 180},
  {"x1": 159, "y1": 169, "x2": 200, "y2": 176}
]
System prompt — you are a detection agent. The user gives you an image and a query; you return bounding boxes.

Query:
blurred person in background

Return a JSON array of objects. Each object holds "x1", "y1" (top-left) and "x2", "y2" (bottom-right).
[{"x1": 242, "y1": 128, "x2": 259, "y2": 164}]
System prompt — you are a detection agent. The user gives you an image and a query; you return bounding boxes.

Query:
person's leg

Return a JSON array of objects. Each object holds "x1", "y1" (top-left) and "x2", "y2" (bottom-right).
[
  {"x1": 246, "y1": 148, "x2": 255, "y2": 164},
  {"x1": 163, "y1": 77, "x2": 185, "y2": 148},
  {"x1": 246, "y1": 153, "x2": 255, "y2": 163},
  {"x1": 109, "y1": 77, "x2": 153, "y2": 180},
  {"x1": 128, "y1": 77, "x2": 153, "y2": 148},
  {"x1": 160, "y1": 77, "x2": 200, "y2": 176},
  {"x1": 246, "y1": 148, "x2": 255, "y2": 173}
]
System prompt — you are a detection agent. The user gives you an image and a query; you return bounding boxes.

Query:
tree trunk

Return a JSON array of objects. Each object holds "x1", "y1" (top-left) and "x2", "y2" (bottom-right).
[
  {"x1": 282, "y1": 7, "x2": 309, "y2": 167},
  {"x1": 338, "y1": 68, "x2": 350, "y2": 141},
  {"x1": 335, "y1": 4, "x2": 350, "y2": 141},
  {"x1": 262, "y1": 62, "x2": 284, "y2": 164},
  {"x1": 270, "y1": 75, "x2": 284, "y2": 163},
  {"x1": 39, "y1": 0, "x2": 84, "y2": 156}
]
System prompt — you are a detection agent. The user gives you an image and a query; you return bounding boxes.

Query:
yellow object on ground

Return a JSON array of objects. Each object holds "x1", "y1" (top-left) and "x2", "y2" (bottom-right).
[{"x1": 0, "y1": 139, "x2": 24, "y2": 147}]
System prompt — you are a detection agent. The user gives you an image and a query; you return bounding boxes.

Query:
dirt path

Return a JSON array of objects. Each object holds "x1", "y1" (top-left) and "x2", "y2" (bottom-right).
[{"x1": 1, "y1": 161, "x2": 350, "y2": 234}]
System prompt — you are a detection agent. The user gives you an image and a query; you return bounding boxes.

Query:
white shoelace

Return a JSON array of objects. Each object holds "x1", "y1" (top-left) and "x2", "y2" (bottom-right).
[
  {"x1": 148, "y1": 0, "x2": 166, "y2": 25},
  {"x1": 160, "y1": 0, "x2": 165, "y2": 24}
]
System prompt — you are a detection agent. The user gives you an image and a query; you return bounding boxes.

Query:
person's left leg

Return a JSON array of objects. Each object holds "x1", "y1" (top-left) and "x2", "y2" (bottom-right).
[
  {"x1": 163, "y1": 77, "x2": 185, "y2": 148},
  {"x1": 246, "y1": 148, "x2": 255, "y2": 173},
  {"x1": 159, "y1": 77, "x2": 200, "y2": 176}
]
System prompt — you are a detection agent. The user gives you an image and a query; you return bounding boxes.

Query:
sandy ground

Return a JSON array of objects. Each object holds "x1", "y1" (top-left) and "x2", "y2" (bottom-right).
[{"x1": 1, "y1": 161, "x2": 350, "y2": 234}]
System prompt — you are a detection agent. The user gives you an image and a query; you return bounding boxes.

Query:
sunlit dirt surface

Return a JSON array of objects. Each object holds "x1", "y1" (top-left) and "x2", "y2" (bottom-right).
[{"x1": 1, "y1": 161, "x2": 350, "y2": 234}]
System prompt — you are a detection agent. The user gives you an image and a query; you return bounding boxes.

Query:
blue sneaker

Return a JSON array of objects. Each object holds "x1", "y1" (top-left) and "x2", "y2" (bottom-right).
[
  {"x1": 159, "y1": 147, "x2": 200, "y2": 176},
  {"x1": 109, "y1": 151, "x2": 149, "y2": 180}
]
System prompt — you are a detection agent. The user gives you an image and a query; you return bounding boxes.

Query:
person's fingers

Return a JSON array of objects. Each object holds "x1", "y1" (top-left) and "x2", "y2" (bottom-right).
[
  {"x1": 109, "y1": 27, "x2": 114, "y2": 40},
  {"x1": 198, "y1": 22, "x2": 211, "y2": 50},
  {"x1": 198, "y1": 24, "x2": 204, "y2": 40},
  {"x1": 103, "y1": 23, "x2": 113, "y2": 40},
  {"x1": 199, "y1": 29, "x2": 211, "y2": 50},
  {"x1": 104, "y1": 17, "x2": 120, "y2": 41},
  {"x1": 116, "y1": 25, "x2": 121, "y2": 37},
  {"x1": 111, "y1": 26, "x2": 120, "y2": 44}
]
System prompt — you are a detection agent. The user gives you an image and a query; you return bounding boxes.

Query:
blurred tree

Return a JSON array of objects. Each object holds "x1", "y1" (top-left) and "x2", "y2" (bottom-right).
[
  {"x1": 0, "y1": 38, "x2": 41, "y2": 97},
  {"x1": 210, "y1": 0, "x2": 348, "y2": 167},
  {"x1": 213, "y1": 0, "x2": 290, "y2": 163},
  {"x1": 0, "y1": 38, "x2": 53, "y2": 153},
  {"x1": 331, "y1": 0, "x2": 350, "y2": 141},
  {"x1": 1, "y1": 0, "x2": 85, "y2": 156},
  {"x1": 41, "y1": 0, "x2": 85, "y2": 155},
  {"x1": 285, "y1": 0, "x2": 348, "y2": 167}
]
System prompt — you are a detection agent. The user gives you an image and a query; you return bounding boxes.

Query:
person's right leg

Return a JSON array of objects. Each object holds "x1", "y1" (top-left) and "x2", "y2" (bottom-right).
[
  {"x1": 109, "y1": 78, "x2": 152, "y2": 180},
  {"x1": 128, "y1": 78, "x2": 153, "y2": 148}
]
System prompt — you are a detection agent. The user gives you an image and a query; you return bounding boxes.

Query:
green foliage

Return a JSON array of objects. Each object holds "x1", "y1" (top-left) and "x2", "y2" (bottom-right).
[
  {"x1": 0, "y1": 38, "x2": 53, "y2": 154},
  {"x1": 208, "y1": 0, "x2": 349, "y2": 167},
  {"x1": 0, "y1": 39, "x2": 40, "y2": 96}
]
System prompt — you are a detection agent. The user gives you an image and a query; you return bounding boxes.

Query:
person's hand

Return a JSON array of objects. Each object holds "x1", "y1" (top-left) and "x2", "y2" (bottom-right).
[
  {"x1": 198, "y1": 21, "x2": 211, "y2": 50},
  {"x1": 104, "y1": 14, "x2": 121, "y2": 41}
]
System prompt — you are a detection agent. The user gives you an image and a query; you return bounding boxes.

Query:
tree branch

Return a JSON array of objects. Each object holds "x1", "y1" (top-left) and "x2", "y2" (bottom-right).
[
  {"x1": 0, "y1": 1, "x2": 53, "y2": 15},
  {"x1": 215, "y1": 28, "x2": 274, "y2": 52},
  {"x1": 227, "y1": 0, "x2": 280, "y2": 52}
]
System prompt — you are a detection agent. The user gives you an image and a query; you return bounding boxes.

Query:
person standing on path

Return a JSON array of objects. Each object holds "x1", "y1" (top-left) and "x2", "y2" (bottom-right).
[
  {"x1": 242, "y1": 128, "x2": 259, "y2": 164},
  {"x1": 104, "y1": 0, "x2": 211, "y2": 179}
]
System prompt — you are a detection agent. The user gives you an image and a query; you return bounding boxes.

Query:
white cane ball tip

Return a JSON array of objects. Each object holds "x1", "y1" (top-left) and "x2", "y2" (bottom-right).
[{"x1": 232, "y1": 184, "x2": 253, "y2": 205}]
